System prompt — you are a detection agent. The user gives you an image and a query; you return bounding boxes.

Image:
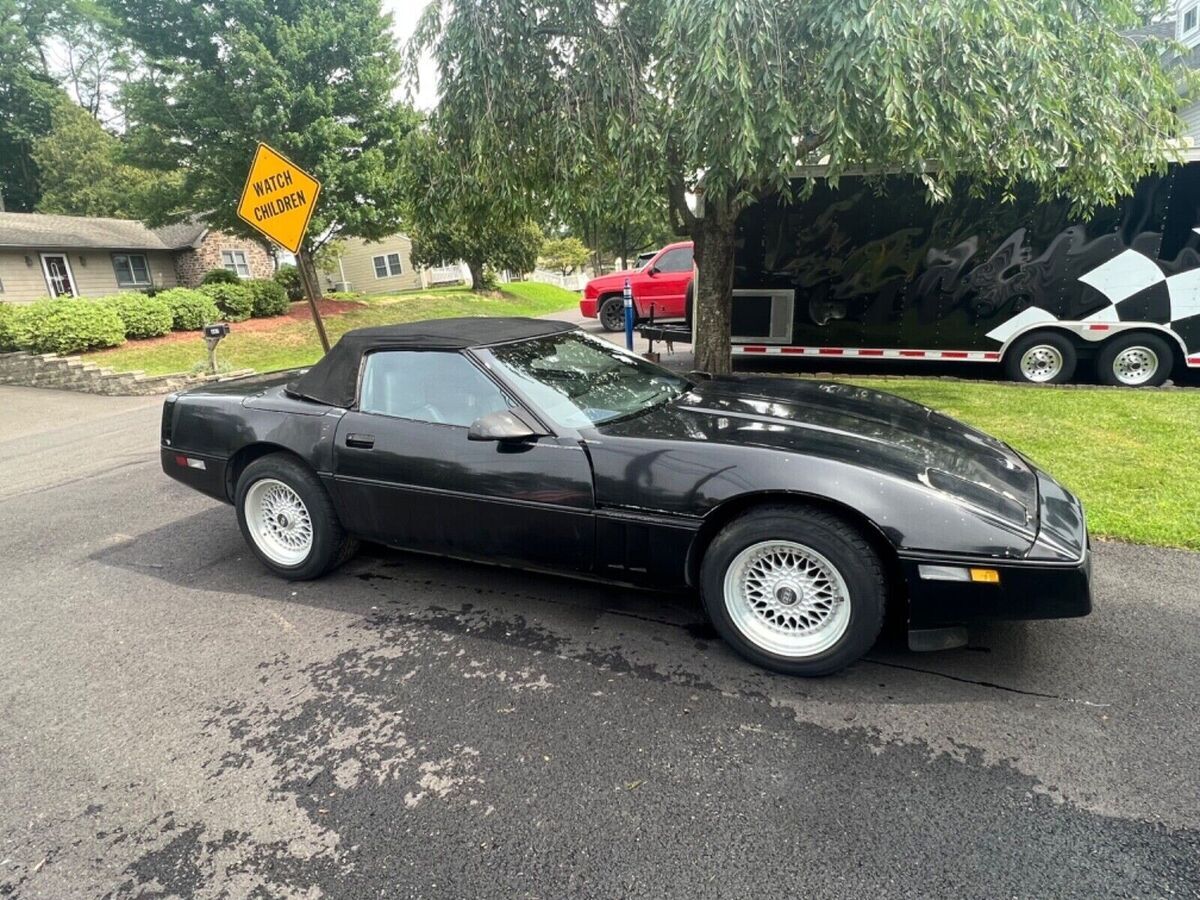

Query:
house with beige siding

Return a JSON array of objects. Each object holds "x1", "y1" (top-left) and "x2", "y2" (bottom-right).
[
  {"x1": 325, "y1": 235, "x2": 465, "y2": 294},
  {"x1": 0, "y1": 212, "x2": 274, "y2": 303}
]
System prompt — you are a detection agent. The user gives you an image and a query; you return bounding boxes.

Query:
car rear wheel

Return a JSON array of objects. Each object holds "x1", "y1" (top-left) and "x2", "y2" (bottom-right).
[
  {"x1": 699, "y1": 506, "x2": 886, "y2": 676},
  {"x1": 236, "y1": 453, "x2": 358, "y2": 580},
  {"x1": 598, "y1": 295, "x2": 626, "y2": 332},
  {"x1": 1096, "y1": 333, "x2": 1172, "y2": 387},
  {"x1": 1004, "y1": 331, "x2": 1077, "y2": 384}
]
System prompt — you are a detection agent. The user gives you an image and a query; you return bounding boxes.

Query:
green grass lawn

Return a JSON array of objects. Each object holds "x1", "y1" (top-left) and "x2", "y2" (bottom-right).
[
  {"x1": 85, "y1": 282, "x2": 581, "y2": 378},
  {"x1": 827, "y1": 376, "x2": 1200, "y2": 551}
]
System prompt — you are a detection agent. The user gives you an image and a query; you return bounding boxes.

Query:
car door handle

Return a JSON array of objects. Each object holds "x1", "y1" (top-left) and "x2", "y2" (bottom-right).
[{"x1": 346, "y1": 433, "x2": 375, "y2": 449}]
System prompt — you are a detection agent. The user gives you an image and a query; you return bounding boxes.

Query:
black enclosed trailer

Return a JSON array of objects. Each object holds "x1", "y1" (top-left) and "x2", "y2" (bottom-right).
[{"x1": 726, "y1": 156, "x2": 1200, "y2": 385}]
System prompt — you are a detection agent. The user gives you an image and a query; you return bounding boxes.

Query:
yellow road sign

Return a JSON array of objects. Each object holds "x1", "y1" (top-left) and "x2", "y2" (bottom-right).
[{"x1": 236, "y1": 143, "x2": 321, "y2": 254}]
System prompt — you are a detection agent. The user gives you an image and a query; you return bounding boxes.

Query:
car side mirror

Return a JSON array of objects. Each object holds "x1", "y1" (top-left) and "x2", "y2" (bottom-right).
[
  {"x1": 646, "y1": 265, "x2": 659, "y2": 276},
  {"x1": 468, "y1": 409, "x2": 542, "y2": 443}
]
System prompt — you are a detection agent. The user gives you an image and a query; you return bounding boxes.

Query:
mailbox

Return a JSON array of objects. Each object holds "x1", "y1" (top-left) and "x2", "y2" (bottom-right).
[{"x1": 201, "y1": 322, "x2": 231, "y2": 374}]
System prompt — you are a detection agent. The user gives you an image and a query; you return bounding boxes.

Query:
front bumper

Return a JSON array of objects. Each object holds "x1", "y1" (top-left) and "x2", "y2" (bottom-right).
[
  {"x1": 901, "y1": 544, "x2": 1092, "y2": 628},
  {"x1": 579, "y1": 296, "x2": 599, "y2": 318}
]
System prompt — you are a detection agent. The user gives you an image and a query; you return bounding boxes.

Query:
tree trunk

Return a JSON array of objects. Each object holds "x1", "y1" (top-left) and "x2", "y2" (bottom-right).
[
  {"x1": 691, "y1": 206, "x2": 736, "y2": 375},
  {"x1": 467, "y1": 259, "x2": 486, "y2": 292},
  {"x1": 295, "y1": 247, "x2": 331, "y2": 353}
]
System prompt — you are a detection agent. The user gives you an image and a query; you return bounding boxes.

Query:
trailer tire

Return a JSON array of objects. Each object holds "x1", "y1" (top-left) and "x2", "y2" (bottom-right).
[
  {"x1": 1004, "y1": 331, "x2": 1077, "y2": 385},
  {"x1": 1095, "y1": 332, "x2": 1172, "y2": 387}
]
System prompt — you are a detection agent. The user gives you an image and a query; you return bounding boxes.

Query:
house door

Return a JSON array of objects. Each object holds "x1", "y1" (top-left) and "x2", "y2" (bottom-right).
[{"x1": 40, "y1": 254, "x2": 77, "y2": 297}]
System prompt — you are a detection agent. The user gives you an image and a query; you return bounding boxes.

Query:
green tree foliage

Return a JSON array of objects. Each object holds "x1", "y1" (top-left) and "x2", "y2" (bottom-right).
[
  {"x1": 412, "y1": 0, "x2": 1189, "y2": 372},
  {"x1": 32, "y1": 101, "x2": 180, "y2": 218},
  {"x1": 0, "y1": 301, "x2": 24, "y2": 349},
  {"x1": 101, "y1": 290, "x2": 173, "y2": 338},
  {"x1": 540, "y1": 236, "x2": 591, "y2": 276},
  {"x1": 274, "y1": 265, "x2": 305, "y2": 301},
  {"x1": 246, "y1": 278, "x2": 290, "y2": 318},
  {"x1": 0, "y1": 0, "x2": 63, "y2": 210},
  {"x1": 108, "y1": 0, "x2": 418, "y2": 310},
  {"x1": 157, "y1": 287, "x2": 220, "y2": 330},
  {"x1": 200, "y1": 283, "x2": 255, "y2": 322},
  {"x1": 402, "y1": 123, "x2": 545, "y2": 291},
  {"x1": 17, "y1": 297, "x2": 126, "y2": 353},
  {"x1": 201, "y1": 269, "x2": 241, "y2": 286}
]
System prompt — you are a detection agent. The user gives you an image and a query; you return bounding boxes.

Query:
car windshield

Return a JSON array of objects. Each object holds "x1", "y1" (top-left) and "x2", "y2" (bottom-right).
[{"x1": 480, "y1": 332, "x2": 690, "y2": 428}]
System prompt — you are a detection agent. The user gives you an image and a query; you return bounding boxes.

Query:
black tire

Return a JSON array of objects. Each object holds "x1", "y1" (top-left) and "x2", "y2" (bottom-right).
[
  {"x1": 1004, "y1": 331, "x2": 1077, "y2": 384},
  {"x1": 1095, "y1": 332, "x2": 1173, "y2": 387},
  {"x1": 235, "y1": 453, "x2": 358, "y2": 580},
  {"x1": 598, "y1": 295, "x2": 626, "y2": 332},
  {"x1": 683, "y1": 280, "x2": 694, "y2": 330},
  {"x1": 699, "y1": 505, "x2": 886, "y2": 676}
]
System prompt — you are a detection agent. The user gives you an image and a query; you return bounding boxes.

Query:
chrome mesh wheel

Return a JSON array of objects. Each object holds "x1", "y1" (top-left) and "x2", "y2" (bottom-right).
[
  {"x1": 244, "y1": 478, "x2": 314, "y2": 566},
  {"x1": 1111, "y1": 345, "x2": 1159, "y2": 386},
  {"x1": 722, "y1": 540, "x2": 851, "y2": 659},
  {"x1": 1020, "y1": 344, "x2": 1064, "y2": 383}
]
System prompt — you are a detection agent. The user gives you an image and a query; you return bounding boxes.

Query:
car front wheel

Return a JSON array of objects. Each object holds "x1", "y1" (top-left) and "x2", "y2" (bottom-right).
[
  {"x1": 700, "y1": 506, "x2": 886, "y2": 676},
  {"x1": 598, "y1": 295, "x2": 626, "y2": 332},
  {"x1": 235, "y1": 453, "x2": 358, "y2": 580}
]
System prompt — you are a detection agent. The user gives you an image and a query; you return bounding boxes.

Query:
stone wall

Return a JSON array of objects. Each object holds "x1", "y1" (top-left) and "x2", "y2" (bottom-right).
[
  {"x1": 0, "y1": 350, "x2": 255, "y2": 396},
  {"x1": 173, "y1": 230, "x2": 276, "y2": 287}
]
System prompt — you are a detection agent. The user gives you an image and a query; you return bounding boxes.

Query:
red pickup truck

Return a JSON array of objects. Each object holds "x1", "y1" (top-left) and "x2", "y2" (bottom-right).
[{"x1": 579, "y1": 241, "x2": 694, "y2": 331}]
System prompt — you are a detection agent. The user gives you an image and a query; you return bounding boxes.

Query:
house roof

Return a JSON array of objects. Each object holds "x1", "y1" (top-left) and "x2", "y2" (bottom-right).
[
  {"x1": 1125, "y1": 20, "x2": 1176, "y2": 44},
  {"x1": 151, "y1": 219, "x2": 209, "y2": 249},
  {"x1": 0, "y1": 212, "x2": 211, "y2": 251}
]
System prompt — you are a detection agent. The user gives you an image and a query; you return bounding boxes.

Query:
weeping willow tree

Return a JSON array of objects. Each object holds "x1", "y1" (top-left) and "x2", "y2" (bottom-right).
[{"x1": 411, "y1": 0, "x2": 1185, "y2": 372}]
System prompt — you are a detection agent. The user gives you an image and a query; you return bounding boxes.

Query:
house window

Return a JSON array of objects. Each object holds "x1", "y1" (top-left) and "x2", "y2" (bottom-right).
[
  {"x1": 1184, "y1": 5, "x2": 1198, "y2": 34},
  {"x1": 221, "y1": 250, "x2": 252, "y2": 278},
  {"x1": 373, "y1": 253, "x2": 403, "y2": 278},
  {"x1": 112, "y1": 253, "x2": 152, "y2": 287}
]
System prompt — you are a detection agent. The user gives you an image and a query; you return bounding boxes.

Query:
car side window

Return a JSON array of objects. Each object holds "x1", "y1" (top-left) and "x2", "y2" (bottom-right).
[
  {"x1": 654, "y1": 247, "x2": 693, "y2": 273},
  {"x1": 359, "y1": 350, "x2": 511, "y2": 427}
]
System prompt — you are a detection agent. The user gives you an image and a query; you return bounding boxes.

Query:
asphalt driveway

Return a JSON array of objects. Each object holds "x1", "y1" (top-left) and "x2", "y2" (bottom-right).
[{"x1": 1, "y1": 384, "x2": 1198, "y2": 898}]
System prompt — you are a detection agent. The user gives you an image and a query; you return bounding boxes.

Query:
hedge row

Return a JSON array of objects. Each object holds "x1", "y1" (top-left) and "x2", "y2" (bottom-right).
[{"x1": 0, "y1": 278, "x2": 293, "y2": 355}]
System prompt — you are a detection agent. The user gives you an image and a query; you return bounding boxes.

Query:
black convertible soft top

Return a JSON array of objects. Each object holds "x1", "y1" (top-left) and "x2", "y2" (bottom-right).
[{"x1": 286, "y1": 316, "x2": 577, "y2": 407}]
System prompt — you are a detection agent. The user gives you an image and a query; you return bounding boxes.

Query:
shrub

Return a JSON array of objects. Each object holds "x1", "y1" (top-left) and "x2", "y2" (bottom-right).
[
  {"x1": 100, "y1": 292, "x2": 174, "y2": 339},
  {"x1": 18, "y1": 298, "x2": 126, "y2": 354},
  {"x1": 0, "y1": 303, "x2": 26, "y2": 351},
  {"x1": 158, "y1": 288, "x2": 221, "y2": 331},
  {"x1": 246, "y1": 278, "x2": 290, "y2": 317},
  {"x1": 201, "y1": 268, "x2": 241, "y2": 285},
  {"x1": 274, "y1": 265, "x2": 304, "y2": 301},
  {"x1": 200, "y1": 282, "x2": 255, "y2": 322}
]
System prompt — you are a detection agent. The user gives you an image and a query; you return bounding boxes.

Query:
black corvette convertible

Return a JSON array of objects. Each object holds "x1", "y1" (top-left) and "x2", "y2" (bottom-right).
[{"x1": 161, "y1": 317, "x2": 1091, "y2": 675}]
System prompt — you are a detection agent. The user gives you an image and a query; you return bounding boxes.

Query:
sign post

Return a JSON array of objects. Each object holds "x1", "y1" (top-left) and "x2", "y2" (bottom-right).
[
  {"x1": 623, "y1": 277, "x2": 634, "y2": 351},
  {"x1": 236, "y1": 142, "x2": 330, "y2": 352}
]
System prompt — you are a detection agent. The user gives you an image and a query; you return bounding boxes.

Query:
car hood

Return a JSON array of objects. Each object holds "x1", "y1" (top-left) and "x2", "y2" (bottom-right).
[
  {"x1": 585, "y1": 270, "x2": 639, "y2": 292},
  {"x1": 595, "y1": 376, "x2": 1038, "y2": 528}
]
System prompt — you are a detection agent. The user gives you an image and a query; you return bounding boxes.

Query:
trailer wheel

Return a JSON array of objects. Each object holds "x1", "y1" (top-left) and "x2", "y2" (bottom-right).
[
  {"x1": 1096, "y1": 333, "x2": 1172, "y2": 387},
  {"x1": 1004, "y1": 331, "x2": 1077, "y2": 385}
]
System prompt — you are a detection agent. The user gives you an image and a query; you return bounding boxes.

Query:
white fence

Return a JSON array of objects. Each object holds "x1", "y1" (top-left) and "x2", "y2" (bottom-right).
[
  {"x1": 521, "y1": 269, "x2": 587, "y2": 291},
  {"x1": 425, "y1": 264, "x2": 466, "y2": 286}
]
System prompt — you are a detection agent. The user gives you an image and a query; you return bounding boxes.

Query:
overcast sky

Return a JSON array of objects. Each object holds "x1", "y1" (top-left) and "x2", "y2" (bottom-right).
[{"x1": 383, "y1": 0, "x2": 439, "y2": 110}]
